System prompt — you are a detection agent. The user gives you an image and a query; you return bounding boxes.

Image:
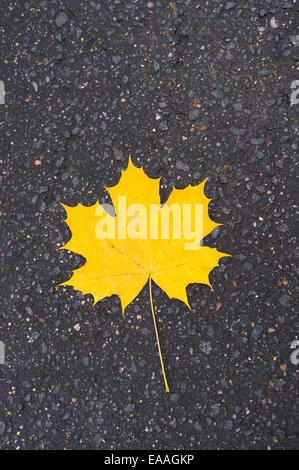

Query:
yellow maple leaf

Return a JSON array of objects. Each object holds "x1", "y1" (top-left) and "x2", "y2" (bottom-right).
[{"x1": 59, "y1": 157, "x2": 230, "y2": 391}]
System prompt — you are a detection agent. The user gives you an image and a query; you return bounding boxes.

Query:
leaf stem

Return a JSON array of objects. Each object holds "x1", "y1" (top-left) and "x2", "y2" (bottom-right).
[{"x1": 149, "y1": 276, "x2": 170, "y2": 393}]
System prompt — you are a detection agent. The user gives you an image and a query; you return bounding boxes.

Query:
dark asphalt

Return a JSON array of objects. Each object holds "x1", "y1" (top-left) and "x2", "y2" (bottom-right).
[{"x1": 0, "y1": 0, "x2": 298, "y2": 450}]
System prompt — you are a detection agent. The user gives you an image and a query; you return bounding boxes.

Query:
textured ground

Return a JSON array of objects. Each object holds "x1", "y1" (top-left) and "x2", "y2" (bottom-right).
[{"x1": 0, "y1": 0, "x2": 298, "y2": 450}]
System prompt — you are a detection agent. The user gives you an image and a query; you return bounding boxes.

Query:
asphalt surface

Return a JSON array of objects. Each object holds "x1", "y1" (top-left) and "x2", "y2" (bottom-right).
[{"x1": 0, "y1": 0, "x2": 298, "y2": 450}]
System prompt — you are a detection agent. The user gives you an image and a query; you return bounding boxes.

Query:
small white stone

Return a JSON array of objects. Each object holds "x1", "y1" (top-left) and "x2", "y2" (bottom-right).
[{"x1": 270, "y1": 16, "x2": 279, "y2": 29}]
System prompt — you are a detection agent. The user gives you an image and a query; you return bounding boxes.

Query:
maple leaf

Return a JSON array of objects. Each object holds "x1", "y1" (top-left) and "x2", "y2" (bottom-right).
[{"x1": 59, "y1": 157, "x2": 230, "y2": 391}]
